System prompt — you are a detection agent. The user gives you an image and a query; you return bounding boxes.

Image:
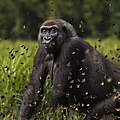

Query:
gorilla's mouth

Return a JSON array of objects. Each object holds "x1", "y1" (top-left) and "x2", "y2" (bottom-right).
[
  {"x1": 42, "y1": 40, "x2": 56, "y2": 49},
  {"x1": 42, "y1": 39, "x2": 52, "y2": 44}
]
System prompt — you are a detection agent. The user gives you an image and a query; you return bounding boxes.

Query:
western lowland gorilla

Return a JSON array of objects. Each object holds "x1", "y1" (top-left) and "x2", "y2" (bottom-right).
[{"x1": 18, "y1": 19, "x2": 120, "y2": 120}]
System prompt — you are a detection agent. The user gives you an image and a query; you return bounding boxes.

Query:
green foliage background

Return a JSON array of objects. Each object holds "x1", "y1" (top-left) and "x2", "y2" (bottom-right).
[{"x1": 0, "y1": 0, "x2": 120, "y2": 39}]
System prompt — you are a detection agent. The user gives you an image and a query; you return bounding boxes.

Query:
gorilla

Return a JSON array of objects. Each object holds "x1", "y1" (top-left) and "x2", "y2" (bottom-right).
[{"x1": 18, "y1": 19, "x2": 120, "y2": 120}]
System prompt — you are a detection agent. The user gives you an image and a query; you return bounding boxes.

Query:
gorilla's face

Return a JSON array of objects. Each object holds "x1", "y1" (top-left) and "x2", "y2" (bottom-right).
[
  {"x1": 39, "y1": 20, "x2": 65, "y2": 54},
  {"x1": 40, "y1": 25, "x2": 58, "y2": 45}
]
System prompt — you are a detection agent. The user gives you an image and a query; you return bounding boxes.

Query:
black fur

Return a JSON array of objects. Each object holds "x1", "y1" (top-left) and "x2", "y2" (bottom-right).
[{"x1": 18, "y1": 19, "x2": 120, "y2": 120}]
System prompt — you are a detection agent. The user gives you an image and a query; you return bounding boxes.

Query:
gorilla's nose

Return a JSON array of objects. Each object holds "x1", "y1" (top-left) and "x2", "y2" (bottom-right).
[{"x1": 44, "y1": 36, "x2": 52, "y2": 41}]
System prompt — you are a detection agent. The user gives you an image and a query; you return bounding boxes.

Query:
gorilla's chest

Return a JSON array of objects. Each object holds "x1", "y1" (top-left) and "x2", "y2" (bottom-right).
[
  {"x1": 51, "y1": 59, "x2": 89, "y2": 92},
  {"x1": 52, "y1": 62, "x2": 61, "y2": 82},
  {"x1": 47, "y1": 57, "x2": 61, "y2": 83}
]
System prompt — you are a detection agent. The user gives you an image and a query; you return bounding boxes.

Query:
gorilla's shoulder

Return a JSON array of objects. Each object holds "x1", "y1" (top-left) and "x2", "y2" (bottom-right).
[{"x1": 66, "y1": 37, "x2": 93, "y2": 50}]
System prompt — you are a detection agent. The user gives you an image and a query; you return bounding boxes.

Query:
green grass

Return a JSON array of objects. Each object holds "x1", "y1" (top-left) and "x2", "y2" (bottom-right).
[
  {"x1": 0, "y1": 40, "x2": 38, "y2": 120},
  {"x1": 0, "y1": 38, "x2": 120, "y2": 120}
]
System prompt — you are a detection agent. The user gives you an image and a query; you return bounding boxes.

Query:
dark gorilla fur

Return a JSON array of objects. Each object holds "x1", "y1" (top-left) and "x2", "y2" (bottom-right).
[{"x1": 18, "y1": 19, "x2": 120, "y2": 120}]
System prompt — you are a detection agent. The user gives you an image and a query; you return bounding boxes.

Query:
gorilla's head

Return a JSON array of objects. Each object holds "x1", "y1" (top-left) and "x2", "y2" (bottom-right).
[{"x1": 38, "y1": 19, "x2": 77, "y2": 54}]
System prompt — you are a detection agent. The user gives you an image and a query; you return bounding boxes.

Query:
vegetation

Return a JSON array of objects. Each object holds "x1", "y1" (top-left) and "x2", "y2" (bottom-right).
[
  {"x1": 0, "y1": 0, "x2": 120, "y2": 39},
  {"x1": 0, "y1": 38, "x2": 120, "y2": 120},
  {"x1": 0, "y1": 0, "x2": 120, "y2": 119},
  {"x1": 0, "y1": 40, "x2": 37, "y2": 119}
]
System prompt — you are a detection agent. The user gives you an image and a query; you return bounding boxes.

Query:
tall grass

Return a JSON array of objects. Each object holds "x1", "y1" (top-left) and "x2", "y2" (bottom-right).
[
  {"x1": 0, "y1": 40, "x2": 37, "y2": 120},
  {"x1": 0, "y1": 38, "x2": 120, "y2": 120}
]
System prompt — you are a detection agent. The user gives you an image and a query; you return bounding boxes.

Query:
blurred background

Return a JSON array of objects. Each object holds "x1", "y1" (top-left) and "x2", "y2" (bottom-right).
[
  {"x1": 0, "y1": 0, "x2": 120, "y2": 119},
  {"x1": 0, "y1": 0, "x2": 120, "y2": 40}
]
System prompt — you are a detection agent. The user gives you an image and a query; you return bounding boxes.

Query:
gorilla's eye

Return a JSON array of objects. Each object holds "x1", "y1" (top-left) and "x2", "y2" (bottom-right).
[
  {"x1": 41, "y1": 28, "x2": 47, "y2": 34},
  {"x1": 50, "y1": 27, "x2": 58, "y2": 34}
]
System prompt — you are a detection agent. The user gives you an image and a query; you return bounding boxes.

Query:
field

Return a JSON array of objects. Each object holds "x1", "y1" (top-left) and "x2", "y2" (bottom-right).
[{"x1": 0, "y1": 38, "x2": 120, "y2": 120}]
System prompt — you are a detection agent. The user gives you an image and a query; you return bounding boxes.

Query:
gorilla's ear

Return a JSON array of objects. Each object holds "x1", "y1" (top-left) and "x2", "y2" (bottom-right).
[
  {"x1": 62, "y1": 24, "x2": 77, "y2": 37},
  {"x1": 62, "y1": 25, "x2": 72, "y2": 38},
  {"x1": 62, "y1": 26, "x2": 68, "y2": 34},
  {"x1": 38, "y1": 30, "x2": 42, "y2": 46}
]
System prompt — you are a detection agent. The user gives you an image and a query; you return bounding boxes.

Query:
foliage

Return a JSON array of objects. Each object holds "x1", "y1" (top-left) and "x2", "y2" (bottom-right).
[
  {"x1": 0, "y1": 40, "x2": 37, "y2": 119},
  {"x1": 0, "y1": 0, "x2": 120, "y2": 39},
  {"x1": 0, "y1": 38, "x2": 120, "y2": 119},
  {"x1": 48, "y1": 0, "x2": 57, "y2": 20}
]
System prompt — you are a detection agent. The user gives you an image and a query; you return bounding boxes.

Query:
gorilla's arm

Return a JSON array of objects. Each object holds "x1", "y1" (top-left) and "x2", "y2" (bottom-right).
[
  {"x1": 81, "y1": 42, "x2": 120, "y2": 119},
  {"x1": 18, "y1": 47, "x2": 48, "y2": 120},
  {"x1": 88, "y1": 91, "x2": 120, "y2": 119},
  {"x1": 65, "y1": 38, "x2": 120, "y2": 119}
]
